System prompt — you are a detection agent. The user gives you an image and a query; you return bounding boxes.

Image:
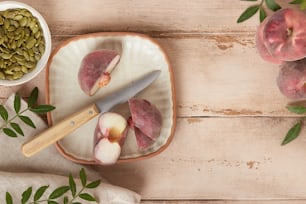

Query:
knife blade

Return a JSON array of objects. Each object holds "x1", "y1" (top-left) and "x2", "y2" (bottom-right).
[{"x1": 22, "y1": 70, "x2": 161, "y2": 157}]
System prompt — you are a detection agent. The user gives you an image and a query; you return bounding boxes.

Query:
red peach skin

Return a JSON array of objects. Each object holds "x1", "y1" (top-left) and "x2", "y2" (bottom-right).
[
  {"x1": 78, "y1": 49, "x2": 120, "y2": 96},
  {"x1": 263, "y1": 9, "x2": 306, "y2": 62},
  {"x1": 134, "y1": 127, "x2": 154, "y2": 150},
  {"x1": 277, "y1": 58, "x2": 306, "y2": 99},
  {"x1": 128, "y1": 98, "x2": 162, "y2": 141},
  {"x1": 255, "y1": 17, "x2": 283, "y2": 64},
  {"x1": 128, "y1": 117, "x2": 154, "y2": 150}
]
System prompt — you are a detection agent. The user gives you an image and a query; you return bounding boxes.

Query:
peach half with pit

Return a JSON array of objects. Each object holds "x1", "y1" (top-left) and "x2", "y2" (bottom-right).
[{"x1": 78, "y1": 49, "x2": 120, "y2": 96}]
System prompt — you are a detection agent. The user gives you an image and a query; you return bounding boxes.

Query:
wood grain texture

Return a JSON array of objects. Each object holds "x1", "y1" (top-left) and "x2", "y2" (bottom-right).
[
  {"x1": 48, "y1": 35, "x2": 292, "y2": 117},
  {"x1": 18, "y1": 0, "x2": 297, "y2": 36},
  {"x1": 22, "y1": 104, "x2": 100, "y2": 157},
  {"x1": 141, "y1": 201, "x2": 306, "y2": 204},
  {"x1": 0, "y1": 0, "x2": 304, "y2": 203},
  {"x1": 94, "y1": 117, "x2": 306, "y2": 200}
]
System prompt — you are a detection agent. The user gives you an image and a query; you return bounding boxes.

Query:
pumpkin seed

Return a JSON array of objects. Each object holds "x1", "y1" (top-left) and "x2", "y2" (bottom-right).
[
  {"x1": 0, "y1": 16, "x2": 3, "y2": 25},
  {"x1": 2, "y1": 53, "x2": 12, "y2": 60},
  {"x1": 4, "y1": 19, "x2": 9, "y2": 29},
  {"x1": 19, "y1": 17, "x2": 27, "y2": 27},
  {"x1": 25, "y1": 61, "x2": 35, "y2": 69},
  {"x1": 0, "y1": 8, "x2": 45, "y2": 80},
  {"x1": 14, "y1": 15, "x2": 23, "y2": 21},
  {"x1": 7, "y1": 25, "x2": 15, "y2": 32},
  {"x1": 4, "y1": 69, "x2": 14, "y2": 75},
  {"x1": 21, "y1": 66, "x2": 28, "y2": 73},
  {"x1": 0, "y1": 71, "x2": 5, "y2": 79}
]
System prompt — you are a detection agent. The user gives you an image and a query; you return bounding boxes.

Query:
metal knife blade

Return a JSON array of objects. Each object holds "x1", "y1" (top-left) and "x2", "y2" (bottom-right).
[
  {"x1": 96, "y1": 70, "x2": 161, "y2": 113},
  {"x1": 22, "y1": 70, "x2": 161, "y2": 157}
]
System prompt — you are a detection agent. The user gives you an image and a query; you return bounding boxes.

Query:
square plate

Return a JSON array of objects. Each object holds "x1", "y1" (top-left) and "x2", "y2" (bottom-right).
[{"x1": 46, "y1": 32, "x2": 176, "y2": 164}]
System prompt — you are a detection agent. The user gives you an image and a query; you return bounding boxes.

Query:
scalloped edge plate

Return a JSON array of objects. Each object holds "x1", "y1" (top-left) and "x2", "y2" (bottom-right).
[{"x1": 46, "y1": 32, "x2": 176, "y2": 164}]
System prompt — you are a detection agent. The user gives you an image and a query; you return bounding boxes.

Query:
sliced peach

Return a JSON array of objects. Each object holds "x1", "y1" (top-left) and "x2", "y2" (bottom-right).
[
  {"x1": 128, "y1": 98, "x2": 162, "y2": 150},
  {"x1": 78, "y1": 49, "x2": 120, "y2": 96},
  {"x1": 94, "y1": 112, "x2": 127, "y2": 165}
]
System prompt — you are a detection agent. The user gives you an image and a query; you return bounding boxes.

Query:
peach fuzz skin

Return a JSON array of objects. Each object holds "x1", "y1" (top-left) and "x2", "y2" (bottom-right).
[
  {"x1": 256, "y1": 17, "x2": 283, "y2": 64},
  {"x1": 263, "y1": 9, "x2": 306, "y2": 62}
]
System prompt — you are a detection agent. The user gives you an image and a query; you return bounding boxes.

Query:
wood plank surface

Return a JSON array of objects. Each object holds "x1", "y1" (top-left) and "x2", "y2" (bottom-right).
[
  {"x1": 141, "y1": 201, "x2": 306, "y2": 204},
  {"x1": 9, "y1": 35, "x2": 295, "y2": 117},
  {"x1": 1, "y1": 0, "x2": 305, "y2": 203},
  {"x1": 94, "y1": 117, "x2": 306, "y2": 200},
  {"x1": 22, "y1": 0, "x2": 295, "y2": 35}
]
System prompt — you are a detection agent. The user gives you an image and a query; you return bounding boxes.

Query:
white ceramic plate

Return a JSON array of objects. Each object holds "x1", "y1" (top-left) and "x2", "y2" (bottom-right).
[{"x1": 46, "y1": 32, "x2": 176, "y2": 164}]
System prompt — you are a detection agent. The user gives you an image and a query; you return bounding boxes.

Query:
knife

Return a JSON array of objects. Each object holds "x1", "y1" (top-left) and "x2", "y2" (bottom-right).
[{"x1": 22, "y1": 70, "x2": 161, "y2": 157}]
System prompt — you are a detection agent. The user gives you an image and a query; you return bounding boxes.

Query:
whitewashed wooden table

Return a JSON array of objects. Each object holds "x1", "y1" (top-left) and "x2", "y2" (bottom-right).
[{"x1": 1, "y1": 0, "x2": 305, "y2": 203}]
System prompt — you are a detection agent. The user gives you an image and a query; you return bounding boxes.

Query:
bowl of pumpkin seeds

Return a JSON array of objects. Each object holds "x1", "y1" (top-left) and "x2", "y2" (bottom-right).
[{"x1": 0, "y1": 1, "x2": 51, "y2": 86}]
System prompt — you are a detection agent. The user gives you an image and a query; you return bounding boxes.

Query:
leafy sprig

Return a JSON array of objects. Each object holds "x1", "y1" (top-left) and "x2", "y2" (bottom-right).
[
  {"x1": 237, "y1": 0, "x2": 281, "y2": 23},
  {"x1": 0, "y1": 87, "x2": 55, "y2": 138},
  {"x1": 238, "y1": 0, "x2": 306, "y2": 23},
  {"x1": 5, "y1": 168, "x2": 101, "y2": 204},
  {"x1": 281, "y1": 105, "x2": 306, "y2": 145},
  {"x1": 290, "y1": 0, "x2": 306, "y2": 10}
]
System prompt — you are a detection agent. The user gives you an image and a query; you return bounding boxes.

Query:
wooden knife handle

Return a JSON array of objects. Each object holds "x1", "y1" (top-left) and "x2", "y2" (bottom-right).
[{"x1": 22, "y1": 104, "x2": 100, "y2": 157}]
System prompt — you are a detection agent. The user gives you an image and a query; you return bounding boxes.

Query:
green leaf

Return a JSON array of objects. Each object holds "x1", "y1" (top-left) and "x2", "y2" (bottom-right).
[
  {"x1": 237, "y1": 5, "x2": 260, "y2": 23},
  {"x1": 63, "y1": 196, "x2": 69, "y2": 204},
  {"x1": 290, "y1": 0, "x2": 306, "y2": 9},
  {"x1": 80, "y1": 168, "x2": 87, "y2": 187},
  {"x1": 21, "y1": 187, "x2": 32, "y2": 204},
  {"x1": 69, "y1": 174, "x2": 76, "y2": 197},
  {"x1": 72, "y1": 202, "x2": 82, "y2": 204},
  {"x1": 79, "y1": 193, "x2": 97, "y2": 202},
  {"x1": 259, "y1": 7, "x2": 267, "y2": 22},
  {"x1": 3, "y1": 128, "x2": 17, "y2": 137},
  {"x1": 286, "y1": 105, "x2": 306, "y2": 114},
  {"x1": 28, "y1": 87, "x2": 38, "y2": 108},
  {"x1": 6, "y1": 192, "x2": 13, "y2": 204},
  {"x1": 265, "y1": 0, "x2": 281, "y2": 11},
  {"x1": 30, "y1": 105, "x2": 56, "y2": 114},
  {"x1": 86, "y1": 180, "x2": 101, "y2": 188},
  {"x1": 14, "y1": 93, "x2": 21, "y2": 113},
  {"x1": 34, "y1": 185, "x2": 49, "y2": 201},
  {"x1": 10, "y1": 122, "x2": 24, "y2": 136},
  {"x1": 281, "y1": 122, "x2": 302, "y2": 145},
  {"x1": 49, "y1": 186, "x2": 70, "y2": 199},
  {"x1": 48, "y1": 201, "x2": 59, "y2": 204},
  {"x1": 0, "y1": 105, "x2": 8, "y2": 121},
  {"x1": 301, "y1": 0, "x2": 306, "y2": 9},
  {"x1": 290, "y1": 0, "x2": 303, "y2": 4},
  {"x1": 19, "y1": 115, "x2": 36, "y2": 128}
]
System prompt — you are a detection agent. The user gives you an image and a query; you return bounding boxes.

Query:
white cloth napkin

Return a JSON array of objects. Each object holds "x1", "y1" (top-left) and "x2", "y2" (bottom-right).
[{"x1": 0, "y1": 94, "x2": 141, "y2": 203}]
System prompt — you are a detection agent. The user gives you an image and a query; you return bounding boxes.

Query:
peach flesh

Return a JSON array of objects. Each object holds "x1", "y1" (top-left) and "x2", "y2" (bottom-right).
[
  {"x1": 78, "y1": 50, "x2": 120, "y2": 96},
  {"x1": 94, "y1": 112, "x2": 127, "y2": 164}
]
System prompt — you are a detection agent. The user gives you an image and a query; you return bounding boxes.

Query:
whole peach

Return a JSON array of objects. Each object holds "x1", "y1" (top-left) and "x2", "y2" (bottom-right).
[
  {"x1": 263, "y1": 8, "x2": 306, "y2": 62},
  {"x1": 277, "y1": 58, "x2": 306, "y2": 99}
]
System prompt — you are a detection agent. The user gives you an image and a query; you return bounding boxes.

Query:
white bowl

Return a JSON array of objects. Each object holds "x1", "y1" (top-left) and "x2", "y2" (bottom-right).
[{"x1": 0, "y1": 1, "x2": 51, "y2": 86}]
